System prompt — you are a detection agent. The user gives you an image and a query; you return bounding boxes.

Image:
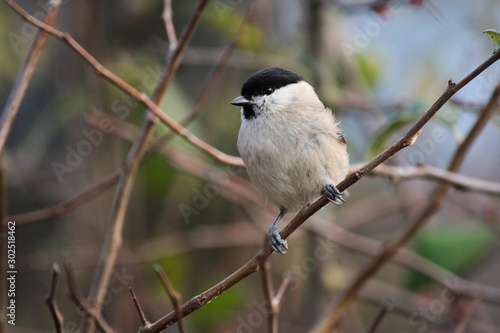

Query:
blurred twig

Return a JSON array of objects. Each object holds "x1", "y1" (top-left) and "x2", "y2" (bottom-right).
[
  {"x1": 154, "y1": 265, "x2": 186, "y2": 333},
  {"x1": 129, "y1": 287, "x2": 150, "y2": 328},
  {"x1": 454, "y1": 297, "x2": 482, "y2": 333},
  {"x1": 10, "y1": 170, "x2": 119, "y2": 225},
  {"x1": 3, "y1": 0, "x2": 242, "y2": 166},
  {"x1": 363, "y1": 301, "x2": 393, "y2": 333},
  {"x1": 162, "y1": 0, "x2": 178, "y2": 52},
  {"x1": 0, "y1": 0, "x2": 61, "y2": 155},
  {"x1": 62, "y1": 262, "x2": 116, "y2": 333},
  {"x1": 141, "y1": 52, "x2": 500, "y2": 332},
  {"x1": 312, "y1": 84, "x2": 500, "y2": 332},
  {"x1": 45, "y1": 263, "x2": 64, "y2": 333},
  {"x1": 259, "y1": 237, "x2": 292, "y2": 333},
  {"x1": 83, "y1": 1, "x2": 209, "y2": 332},
  {"x1": 351, "y1": 163, "x2": 500, "y2": 196}
]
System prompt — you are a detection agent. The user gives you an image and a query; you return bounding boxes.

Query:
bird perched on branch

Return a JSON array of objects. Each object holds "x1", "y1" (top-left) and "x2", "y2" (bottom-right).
[{"x1": 231, "y1": 67, "x2": 349, "y2": 254}]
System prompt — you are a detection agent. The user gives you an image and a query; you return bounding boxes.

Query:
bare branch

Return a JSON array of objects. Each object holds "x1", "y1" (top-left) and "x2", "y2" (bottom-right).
[
  {"x1": 454, "y1": 297, "x2": 482, "y2": 333},
  {"x1": 129, "y1": 287, "x2": 150, "y2": 328},
  {"x1": 353, "y1": 163, "x2": 500, "y2": 196},
  {"x1": 363, "y1": 301, "x2": 393, "y2": 333},
  {"x1": 3, "y1": 0, "x2": 242, "y2": 167},
  {"x1": 0, "y1": 0, "x2": 61, "y2": 154},
  {"x1": 154, "y1": 265, "x2": 186, "y2": 333},
  {"x1": 259, "y1": 235, "x2": 277, "y2": 333},
  {"x1": 45, "y1": 263, "x2": 64, "y2": 333},
  {"x1": 62, "y1": 262, "x2": 116, "y2": 333},
  {"x1": 142, "y1": 52, "x2": 500, "y2": 333},
  {"x1": 11, "y1": 170, "x2": 119, "y2": 225},
  {"x1": 162, "y1": 0, "x2": 178, "y2": 50},
  {"x1": 312, "y1": 84, "x2": 500, "y2": 332},
  {"x1": 83, "y1": 1, "x2": 210, "y2": 331}
]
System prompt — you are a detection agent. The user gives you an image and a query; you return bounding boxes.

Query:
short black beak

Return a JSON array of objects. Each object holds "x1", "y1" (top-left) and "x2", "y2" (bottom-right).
[{"x1": 230, "y1": 96, "x2": 252, "y2": 106}]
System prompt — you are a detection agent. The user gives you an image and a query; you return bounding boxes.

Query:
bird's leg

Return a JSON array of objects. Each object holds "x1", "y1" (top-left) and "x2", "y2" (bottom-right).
[
  {"x1": 323, "y1": 184, "x2": 345, "y2": 205},
  {"x1": 269, "y1": 209, "x2": 288, "y2": 254}
]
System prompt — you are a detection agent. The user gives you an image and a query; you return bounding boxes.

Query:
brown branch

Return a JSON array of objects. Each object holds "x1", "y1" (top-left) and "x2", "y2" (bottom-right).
[
  {"x1": 454, "y1": 297, "x2": 482, "y2": 333},
  {"x1": 0, "y1": 0, "x2": 61, "y2": 155},
  {"x1": 140, "y1": 51, "x2": 500, "y2": 333},
  {"x1": 62, "y1": 262, "x2": 116, "y2": 333},
  {"x1": 83, "y1": 1, "x2": 209, "y2": 332},
  {"x1": 162, "y1": 0, "x2": 178, "y2": 50},
  {"x1": 363, "y1": 301, "x2": 393, "y2": 333},
  {"x1": 10, "y1": 170, "x2": 119, "y2": 225},
  {"x1": 352, "y1": 163, "x2": 500, "y2": 196},
  {"x1": 312, "y1": 83, "x2": 500, "y2": 332},
  {"x1": 45, "y1": 263, "x2": 64, "y2": 333},
  {"x1": 154, "y1": 265, "x2": 186, "y2": 333},
  {"x1": 259, "y1": 235, "x2": 278, "y2": 333},
  {"x1": 3, "y1": 0, "x2": 242, "y2": 167},
  {"x1": 129, "y1": 287, "x2": 150, "y2": 328}
]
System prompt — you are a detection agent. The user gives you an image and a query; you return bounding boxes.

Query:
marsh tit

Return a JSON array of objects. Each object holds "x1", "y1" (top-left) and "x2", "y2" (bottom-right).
[{"x1": 231, "y1": 67, "x2": 349, "y2": 254}]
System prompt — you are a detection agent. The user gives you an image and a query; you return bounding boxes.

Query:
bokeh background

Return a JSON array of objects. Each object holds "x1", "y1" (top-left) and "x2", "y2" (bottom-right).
[{"x1": 1, "y1": 0, "x2": 500, "y2": 332}]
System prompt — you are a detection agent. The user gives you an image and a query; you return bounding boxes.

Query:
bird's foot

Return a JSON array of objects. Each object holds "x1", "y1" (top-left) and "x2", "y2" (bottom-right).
[
  {"x1": 323, "y1": 184, "x2": 345, "y2": 205},
  {"x1": 269, "y1": 226, "x2": 288, "y2": 254}
]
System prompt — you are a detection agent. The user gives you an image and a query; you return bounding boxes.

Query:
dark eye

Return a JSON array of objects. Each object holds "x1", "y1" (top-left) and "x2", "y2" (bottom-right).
[{"x1": 263, "y1": 87, "x2": 274, "y2": 95}]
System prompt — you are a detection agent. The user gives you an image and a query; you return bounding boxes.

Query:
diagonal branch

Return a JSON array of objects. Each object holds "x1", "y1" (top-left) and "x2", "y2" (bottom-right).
[
  {"x1": 140, "y1": 50, "x2": 500, "y2": 333},
  {"x1": 0, "y1": 0, "x2": 61, "y2": 155},
  {"x1": 3, "y1": 0, "x2": 242, "y2": 167},
  {"x1": 312, "y1": 83, "x2": 500, "y2": 332},
  {"x1": 62, "y1": 262, "x2": 116, "y2": 333},
  {"x1": 154, "y1": 265, "x2": 186, "y2": 333},
  {"x1": 83, "y1": 1, "x2": 209, "y2": 332},
  {"x1": 45, "y1": 263, "x2": 64, "y2": 333}
]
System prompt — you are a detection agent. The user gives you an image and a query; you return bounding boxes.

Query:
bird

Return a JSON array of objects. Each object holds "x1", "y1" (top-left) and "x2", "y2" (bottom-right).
[{"x1": 231, "y1": 67, "x2": 349, "y2": 254}]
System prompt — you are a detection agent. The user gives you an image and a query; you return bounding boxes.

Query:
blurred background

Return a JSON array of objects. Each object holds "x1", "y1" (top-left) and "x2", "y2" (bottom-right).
[{"x1": 1, "y1": 0, "x2": 500, "y2": 332}]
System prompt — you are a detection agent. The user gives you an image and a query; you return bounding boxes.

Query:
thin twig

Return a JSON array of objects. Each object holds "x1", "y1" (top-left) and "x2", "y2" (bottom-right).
[
  {"x1": 10, "y1": 170, "x2": 120, "y2": 225},
  {"x1": 62, "y1": 262, "x2": 116, "y2": 333},
  {"x1": 129, "y1": 287, "x2": 150, "y2": 328},
  {"x1": 162, "y1": 0, "x2": 178, "y2": 50},
  {"x1": 312, "y1": 84, "x2": 500, "y2": 332},
  {"x1": 354, "y1": 163, "x2": 500, "y2": 196},
  {"x1": 0, "y1": 0, "x2": 61, "y2": 155},
  {"x1": 454, "y1": 297, "x2": 482, "y2": 333},
  {"x1": 154, "y1": 265, "x2": 186, "y2": 333},
  {"x1": 83, "y1": 1, "x2": 209, "y2": 332},
  {"x1": 3, "y1": 0, "x2": 242, "y2": 167},
  {"x1": 259, "y1": 235, "x2": 278, "y2": 333},
  {"x1": 141, "y1": 51, "x2": 500, "y2": 333},
  {"x1": 45, "y1": 263, "x2": 64, "y2": 333},
  {"x1": 363, "y1": 301, "x2": 393, "y2": 333}
]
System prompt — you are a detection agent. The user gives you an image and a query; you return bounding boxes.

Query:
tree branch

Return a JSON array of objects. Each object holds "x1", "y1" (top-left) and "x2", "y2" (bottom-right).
[
  {"x1": 3, "y1": 0, "x2": 242, "y2": 167},
  {"x1": 312, "y1": 83, "x2": 500, "y2": 332},
  {"x1": 45, "y1": 263, "x2": 64, "y2": 333},
  {"x1": 154, "y1": 265, "x2": 186, "y2": 333},
  {"x1": 140, "y1": 51, "x2": 500, "y2": 332},
  {"x1": 62, "y1": 262, "x2": 116, "y2": 333},
  {"x1": 0, "y1": 0, "x2": 61, "y2": 155},
  {"x1": 363, "y1": 301, "x2": 393, "y2": 333},
  {"x1": 83, "y1": 1, "x2": 209, "y2": 332}
]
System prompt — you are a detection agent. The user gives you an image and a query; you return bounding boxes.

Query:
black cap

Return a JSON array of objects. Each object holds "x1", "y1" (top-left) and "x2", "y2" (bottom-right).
[{"x1": 241, "y1": 67, "x2": 304, "y2": 98}]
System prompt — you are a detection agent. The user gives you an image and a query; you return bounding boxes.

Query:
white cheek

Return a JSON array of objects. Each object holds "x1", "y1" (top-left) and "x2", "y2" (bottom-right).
[{"x1": 270, "y1": 89, "x2": 292, "y2": 106}]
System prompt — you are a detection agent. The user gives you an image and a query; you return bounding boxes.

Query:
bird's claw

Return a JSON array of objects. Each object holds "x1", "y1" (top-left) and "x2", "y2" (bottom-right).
[
  {"x1": 323, "y1": 184, "x2": 345, "y2": 205},
  {"x1": 270, "y1": 226, "x2": 288, "y2": 254}
]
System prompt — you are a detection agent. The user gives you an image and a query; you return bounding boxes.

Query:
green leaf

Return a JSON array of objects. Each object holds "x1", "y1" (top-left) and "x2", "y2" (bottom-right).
[
  {"x1": 483, "y1": 29, "x2": 500, "y2": 53},
  {"x1": 406, "y1": 223, "x2": 495, "y2": 291}
]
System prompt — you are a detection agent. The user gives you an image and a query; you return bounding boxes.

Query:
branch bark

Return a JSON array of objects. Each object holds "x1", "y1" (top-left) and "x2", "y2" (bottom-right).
[
  {"x1": 140, "y1": 49, "x2": 500, "y2": 333},
  {"x1": 311, "y1": 83, "x2": 500, "y2": 332},
  {"x1": 0, "y1": 0, "x2": 61, "y2": 154},
  {"x1": 83, "y1": 1, "x2": 209, "y2": 332}
]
